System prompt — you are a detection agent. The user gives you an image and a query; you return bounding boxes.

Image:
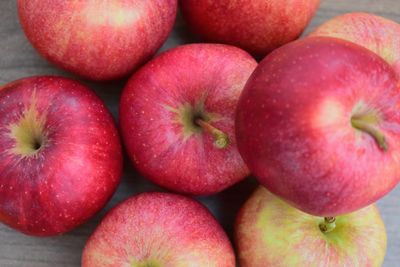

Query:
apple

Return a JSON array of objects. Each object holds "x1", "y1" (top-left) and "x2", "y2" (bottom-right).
[
  {"x1": 0, "y1": 76, "x2": 122, "y2": 236},
  {"x1": 17, "y1": 0, "x2": 177, "y2": 81},
  {"x1": 180, "y1": 0, "x2": 320, "y2": 57},
  {"x1": 310, "y1": 12, "x2": 400, "y2": 77},
  {"x1": 236, "y1": 36, "x2": 400, "y2": 216},
  {"x1": 120, "y1": 43, "x2": 257, "y2": 195},
  {"x1": 235, "y1": 186, "x2": 387, "y2": 267},
  {"x1": 82, "y1": 192, "x2": 235, "y2": 267}
]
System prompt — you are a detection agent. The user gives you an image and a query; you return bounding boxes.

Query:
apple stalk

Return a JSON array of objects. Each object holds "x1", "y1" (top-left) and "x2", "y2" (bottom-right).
[
  {"x1": 195, "y1": 118, "x2": 229, "y2": 149},
  {"x1": 351, "y1": 117, "x2": 387, "y2": 151},
  {"x1": 319, "y1": 217, "x2": 336, "y2": 233}
]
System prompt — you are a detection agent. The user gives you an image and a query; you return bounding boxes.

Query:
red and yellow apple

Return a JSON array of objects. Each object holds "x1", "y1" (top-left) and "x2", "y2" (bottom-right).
[
  {"x1": 310, "y1": 12, "x2": 400, "y2": 76},
  {"x1": 0, "y1": 76, "x2": 122, "y2": 236},
  {"x1": 120, "y1": 44, "x2": 257, "y2": 195},
  {"x1": 236, "y1": 37, "x2": 400, "y2": 216},
  {"x1": 82, "y1": 192, "x2": 235, "y2": 267},
  {"x1": 180, "y1": 0, "x2": 320, "y2": 57},
  {"x1": 236, "y1": 187, "x2": 387, "y2": 267},
  {"x1": 18, "y1": 0, "x2": 177, "y2": 80}
]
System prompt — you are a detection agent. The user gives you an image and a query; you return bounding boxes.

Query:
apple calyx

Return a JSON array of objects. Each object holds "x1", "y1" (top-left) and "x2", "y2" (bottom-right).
[
  {"x1": 9, "y1": 96, "x2": 47, "y2": 157},
  {"x1": 351, "y1": 113, "x2": 387, "y2": 151},
  {"x1": 319, "y1": 217, "x2": 336, "y2": 233},
  {"x1": 195, "y1": 118, "x2": 230, "y2": 149}
]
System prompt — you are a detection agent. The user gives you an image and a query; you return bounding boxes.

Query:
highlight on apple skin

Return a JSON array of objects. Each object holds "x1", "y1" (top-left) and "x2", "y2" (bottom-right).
[
  {"x1": 235, "y1": 187, "x2": 387, "y2": 267},
  {"x1": 0, "y1": 76, "x2": 123, "y2": 236},
  {"x1": 310, "y1": 12, "x2": 400, "y2": 77},
  {"x1": 82, "y1": 192, "x2": 236, "y2": 267},
  {"x1": 120, "y1": 43, "x2": 257, "y2": 195},
  {"x1": 235, "y1": 36, "x2": 400, "y2": 216},
  {"x1": 17, "y1": 0, "x2": 178, "y2": 81},
  {"x1": 180, "y1": 0, "x2": 320, "y2": 57}
]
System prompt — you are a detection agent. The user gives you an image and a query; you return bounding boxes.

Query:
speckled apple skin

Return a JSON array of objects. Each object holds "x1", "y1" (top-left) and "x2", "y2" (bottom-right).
[
  {"x1": 235, "y1": 187, "x2": 387, "y2": 267},
  {"x1": 17, "y1": 0, "x2": 177, "y2": 81},
  {"x1": 310, "y1": 12, "x2": 400, "y2": 77},
  {"x1": 0, "y1": 76, "x2": 122, "y2": 236},
  {"x1": 236, "y1": 37, "x2": 400, "y2": 216},
  {"x1": 82, "y1": 192, "x2": 236, "y2": 267},
  {"x1": 180, "y1": 0, "x2": 320, "y2": 57},
  {"x1": 120, "y1": 44, "x2": 257, "y2": 195}
]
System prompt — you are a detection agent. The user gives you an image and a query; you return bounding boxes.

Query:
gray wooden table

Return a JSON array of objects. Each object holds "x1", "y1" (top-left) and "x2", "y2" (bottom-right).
[{"x1": 1, "y1": 1, "x2": 399, "y2": 266}]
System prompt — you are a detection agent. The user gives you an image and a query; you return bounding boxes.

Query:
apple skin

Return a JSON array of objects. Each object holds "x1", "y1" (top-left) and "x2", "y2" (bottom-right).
[
  {"x1": 82, "y1": 192, "x2": 235, "y2": 267},
  {"x1": 180, "y1": 0, "x2": 320, "y2": 57},
  {"x1": 120, "y1": 44, "x2": 257, "y2": 195},
  {"x1": 0, "y1": 76, "x2": 122, "y2": 236},
  {"x1": 236, "y1": 36, "x2": 400, "y2": 216},
  {"x1": 235, "y1": 187, "x2": 387, "y2": 267},
  {"x1": 17, "y1": 0, "x2": 177, "y2": 81},
  {"x1": 310, "y1": 12, "x2": 400, "y2": 77}
]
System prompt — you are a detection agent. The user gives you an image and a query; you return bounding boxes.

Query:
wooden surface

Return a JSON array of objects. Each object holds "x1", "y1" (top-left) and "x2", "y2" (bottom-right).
[{"x1": 1, "y1": 1, "x2": 400, "y2": 266}]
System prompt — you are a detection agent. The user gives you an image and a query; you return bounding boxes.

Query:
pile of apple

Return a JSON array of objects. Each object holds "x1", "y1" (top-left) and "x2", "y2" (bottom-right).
[{"x1": 1, "y1": 0, "x2": 399, "y2": 266}]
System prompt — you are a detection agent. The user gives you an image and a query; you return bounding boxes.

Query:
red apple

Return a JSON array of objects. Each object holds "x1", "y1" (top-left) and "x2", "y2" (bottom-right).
[
  {"x1": 120, "y1": 44, "x2": 257, "y2": 195},
  {"x1": 310, "y1": 12, "x2": 400, "y2": 77},
  {"x1": 18, "y1": 0, "x2": 177, "y2": 81},
  {"x1": 236, "y1": 37, "x2": 400, "y2": 216},
  {"x1": 236, "y1": 187, "x2": 387, "y2": 267},
  {"x1": 82, "y1": 192, "x2": 235, "y2": 266},
  {"x1": 0, "y1": 76, "x2": 122, "y2": 236},
  {"x1": 180, "y1": 0, "x2": 320, "y2": 57}
]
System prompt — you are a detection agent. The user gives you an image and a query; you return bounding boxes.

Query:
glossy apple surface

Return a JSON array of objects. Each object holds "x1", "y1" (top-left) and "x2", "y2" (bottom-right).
[
  {"x1": 236, "y1": 37, "x2": 400, "y2": 216},
  {"x1": 120, "y1": 44, "x2": 257, "y2": 195},
  {"x1": 180, "y1": 0, "x2": 320, "y2": 57},
  {"x1": 82, "y1": 192, "x2": 235, "y2": 267},
  {"x1": 0, "y1": 76, "x2": 122, "y2": 236},
  {"x1": 236, "y1": 187, "x2": 387, "y2": 267},
  {"x1": 310, "y1": 12, "x2": 400, "y2": 76},
  {"x1": 18, "y1": 0, "x2": 177, "y2": 80}
]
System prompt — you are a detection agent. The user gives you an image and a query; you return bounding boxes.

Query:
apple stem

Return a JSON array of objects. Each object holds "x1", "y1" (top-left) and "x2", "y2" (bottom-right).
[
  {"x1": 195, "y1": 119, "x2": 229, "y2": 149},
  {"x1": 319, "y1": 217, "x2": 336, "y2": 233},
  {"x1": 351, "y1": 117, "x2": 387, "y2": 151}
]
